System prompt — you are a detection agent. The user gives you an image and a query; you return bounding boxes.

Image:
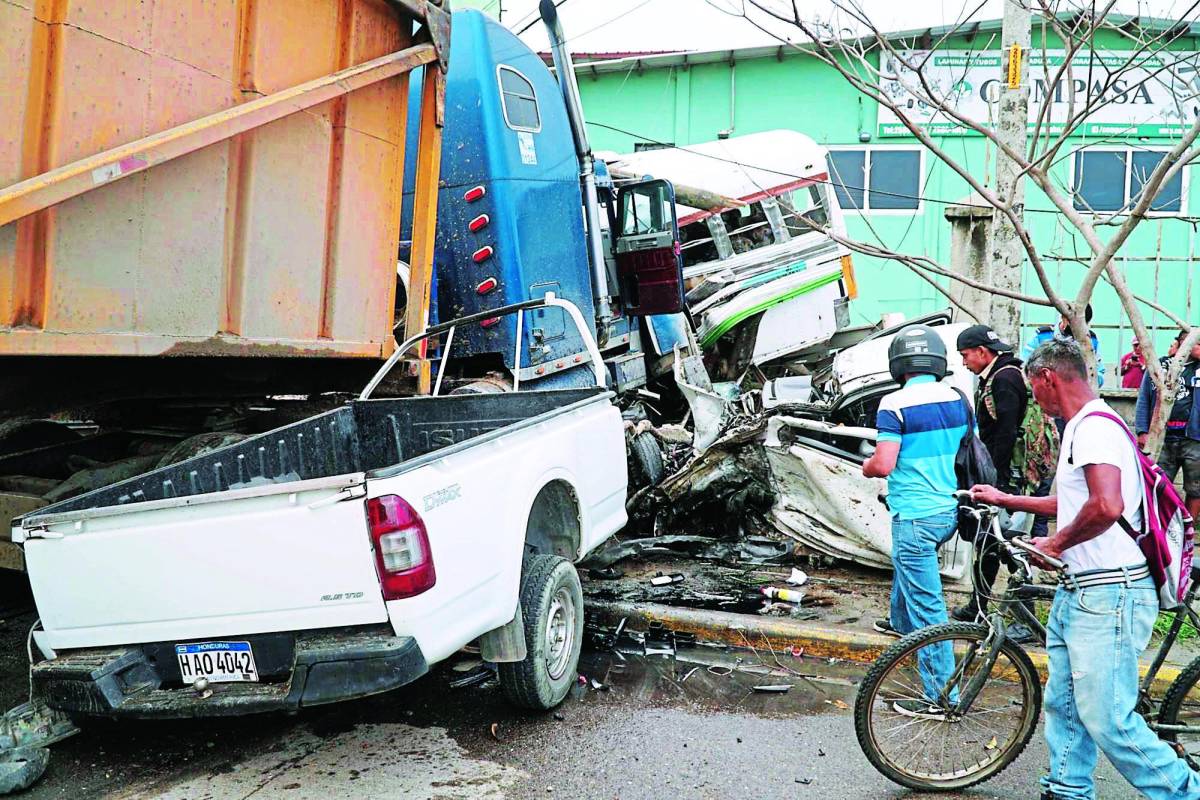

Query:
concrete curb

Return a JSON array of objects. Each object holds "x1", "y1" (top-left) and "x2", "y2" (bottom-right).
[{"x1": 589, "y1": 600, "x2": 1185, "y2": 695}]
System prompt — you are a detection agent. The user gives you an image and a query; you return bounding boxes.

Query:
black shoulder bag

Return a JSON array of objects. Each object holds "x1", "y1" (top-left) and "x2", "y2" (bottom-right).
[{"x1": 952, "y1": 386, "x2": 997, "y2": 541}]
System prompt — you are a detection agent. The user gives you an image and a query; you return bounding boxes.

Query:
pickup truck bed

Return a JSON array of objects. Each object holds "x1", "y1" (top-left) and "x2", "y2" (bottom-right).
[
  {"x1": 16, "y1": 385, "x2": 623, "y2": 718},
  {"x1": 27, "y1": 387, "x2": 604, "y2": 518}
]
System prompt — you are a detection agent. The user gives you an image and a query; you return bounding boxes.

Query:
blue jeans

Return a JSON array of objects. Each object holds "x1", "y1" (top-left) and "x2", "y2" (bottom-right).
[
  {"x1": 890, "y1": 509, "x2": 957, "y2": 701},
  {"x1": 1042, "y1": 576, "x2": 1200, "y2": 799}
]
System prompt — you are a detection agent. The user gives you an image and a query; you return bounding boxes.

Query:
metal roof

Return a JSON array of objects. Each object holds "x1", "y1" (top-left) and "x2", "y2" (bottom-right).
[{"x1": 563, "y1": 13, "x2": 1200, "y2": 77}]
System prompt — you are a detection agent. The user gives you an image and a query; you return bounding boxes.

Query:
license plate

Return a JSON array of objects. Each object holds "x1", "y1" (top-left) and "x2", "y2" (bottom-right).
[{"x1": 175, "y1": 641, "x2": 258, "y2": 684}]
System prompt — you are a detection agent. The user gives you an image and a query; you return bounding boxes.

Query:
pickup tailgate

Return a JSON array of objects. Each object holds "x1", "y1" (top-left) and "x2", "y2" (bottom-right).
[{"x1": 20, "y1": 476, "x2": 388, "y2": 651}]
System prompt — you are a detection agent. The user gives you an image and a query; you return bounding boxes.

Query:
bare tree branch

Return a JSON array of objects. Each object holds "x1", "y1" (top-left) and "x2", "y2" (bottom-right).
[
  {"x1": 740, "y1": 1, "x2": 1072, "y2": 315},
  {"x1": 728, "y1": 0, "x2": 1194, "y2": 410}
]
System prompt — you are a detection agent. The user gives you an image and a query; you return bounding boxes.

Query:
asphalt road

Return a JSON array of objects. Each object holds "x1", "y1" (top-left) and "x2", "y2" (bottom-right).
[{"x1": 7, "y1": 628, "x2": 1144, "y2": 800}]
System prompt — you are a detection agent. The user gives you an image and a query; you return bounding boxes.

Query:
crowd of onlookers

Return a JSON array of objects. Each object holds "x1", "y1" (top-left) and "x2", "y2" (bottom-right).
[{"x1": 861, "y1": 311, "x2": 1200, "y2": 800}]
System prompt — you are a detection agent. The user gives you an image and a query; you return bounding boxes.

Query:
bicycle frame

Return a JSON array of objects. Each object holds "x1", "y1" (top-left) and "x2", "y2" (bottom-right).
[
  {"x1": 1145, "y1": 580, "x2": 1200, "y2": 736},
  {"x1": 947, "y1": 500, "x2": 1200, "y2": 741},
  {"x1": 947, "y1": 510, "x2": 1052, "y2": 713}
]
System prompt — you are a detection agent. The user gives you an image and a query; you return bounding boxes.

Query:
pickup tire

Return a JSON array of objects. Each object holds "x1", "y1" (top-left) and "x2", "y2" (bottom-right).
[{"x1": 499, "y1": 554, "x2": 583, "y2": 711}]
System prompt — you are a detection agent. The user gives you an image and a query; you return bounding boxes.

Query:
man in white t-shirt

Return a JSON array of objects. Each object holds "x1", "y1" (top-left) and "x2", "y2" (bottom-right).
[{"x1": 972, "y1": 339, "x2": 1200, "y2": 800}]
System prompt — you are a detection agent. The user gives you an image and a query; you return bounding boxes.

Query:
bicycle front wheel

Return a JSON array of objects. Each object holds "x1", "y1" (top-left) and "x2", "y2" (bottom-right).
[
  {"x1": 1157, "y1": 654, "x2": 1200, "y2": 769},
  {"x1": 854, "y1": 621, "x2": 1042, "y2": 792}
]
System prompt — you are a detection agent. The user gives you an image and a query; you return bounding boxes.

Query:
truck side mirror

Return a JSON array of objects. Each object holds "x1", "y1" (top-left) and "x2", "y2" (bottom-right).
[{"x1": 614, "y1": 179, "x2": 684, "y2": 316}]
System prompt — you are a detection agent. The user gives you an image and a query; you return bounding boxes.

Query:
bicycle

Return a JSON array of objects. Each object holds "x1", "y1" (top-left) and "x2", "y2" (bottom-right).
[{"x1": 853, "y1": 492, "x2": 1200, "y2": 792}]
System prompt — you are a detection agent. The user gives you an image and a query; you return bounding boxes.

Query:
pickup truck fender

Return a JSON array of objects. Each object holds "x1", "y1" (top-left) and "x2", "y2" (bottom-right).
[
  {"x1": 478, "y1": 453, "x2": 626, "y2": 662},
  {"x1": 476, "y1": 477, "x2": 589, "y2": 661}
]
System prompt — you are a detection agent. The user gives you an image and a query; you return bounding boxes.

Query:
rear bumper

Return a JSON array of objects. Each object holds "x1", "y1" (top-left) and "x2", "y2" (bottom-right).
[{"x1": 33, "y1": 625, "x2": 428, "y2": 719}]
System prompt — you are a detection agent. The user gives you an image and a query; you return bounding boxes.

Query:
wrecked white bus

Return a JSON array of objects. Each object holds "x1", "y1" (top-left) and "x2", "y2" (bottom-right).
[{"x1": 605, "y1": 130, "x2": 858, "y2": 380}]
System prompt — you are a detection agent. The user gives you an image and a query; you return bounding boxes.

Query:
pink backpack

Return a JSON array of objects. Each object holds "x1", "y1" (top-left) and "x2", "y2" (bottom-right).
[{"x1": 1078, "y1": 411, "x2": 1195, "y2": 609}]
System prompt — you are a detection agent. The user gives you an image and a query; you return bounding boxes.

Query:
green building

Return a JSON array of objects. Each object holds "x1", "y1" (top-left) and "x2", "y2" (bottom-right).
[{"x1": 500, "y1": 11, "x2": 1200, "y2": 368}]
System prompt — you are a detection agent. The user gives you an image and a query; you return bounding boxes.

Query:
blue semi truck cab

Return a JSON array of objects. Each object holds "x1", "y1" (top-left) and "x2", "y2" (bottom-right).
[{"x1": 401, "y1": 5, "x2": 692, "y2": 395}]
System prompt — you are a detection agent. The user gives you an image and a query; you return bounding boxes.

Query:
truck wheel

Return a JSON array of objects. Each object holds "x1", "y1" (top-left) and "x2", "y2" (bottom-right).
[
  {"x1": 499, "y1": 554, "x2": 584, "y2": 711},
  {"x1": 0, "y1": 420, "x2": 80, "y2": 456},
  {"x1": 155, "y1": 432, "x2": 248, "y2": 468},
  {"x1": 627, "y1": 431, "x2": 664, "y2": 489},
  {"x1": 0, "y1": 747, "x2": 49, "y2": 794}
]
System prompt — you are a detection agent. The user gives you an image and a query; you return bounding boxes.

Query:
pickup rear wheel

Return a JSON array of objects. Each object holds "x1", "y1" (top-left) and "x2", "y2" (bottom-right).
[{"x1": 499, "y1": 554, "x2": 583, "y2": 711}]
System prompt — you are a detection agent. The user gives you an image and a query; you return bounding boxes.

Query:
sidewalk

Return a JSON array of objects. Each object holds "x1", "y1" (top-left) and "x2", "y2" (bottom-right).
[{"x1": 583, "y1": 556, "x2": 1200, "y2": 693}]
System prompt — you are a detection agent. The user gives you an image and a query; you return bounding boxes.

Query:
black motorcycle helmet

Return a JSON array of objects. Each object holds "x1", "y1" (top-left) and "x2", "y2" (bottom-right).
[{"x1": 887, "y1": 324, "x2": 948, "y2": 384}]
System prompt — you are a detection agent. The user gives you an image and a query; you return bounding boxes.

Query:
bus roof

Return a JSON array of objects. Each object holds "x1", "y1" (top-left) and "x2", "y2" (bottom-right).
[{"x1": 605, "y1": 129, "x2": 830, "y2": 225}]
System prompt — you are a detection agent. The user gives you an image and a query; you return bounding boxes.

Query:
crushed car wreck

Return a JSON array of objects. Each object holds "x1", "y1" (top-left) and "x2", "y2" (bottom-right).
[{"x1": 625, "y1": 311, "x2": 977, "y2": 582}]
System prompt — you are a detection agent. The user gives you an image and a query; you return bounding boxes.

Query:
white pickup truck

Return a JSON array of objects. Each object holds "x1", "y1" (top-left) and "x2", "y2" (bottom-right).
[{"x1": 11, "y1": 296, "x2": 627, "y2": 721}]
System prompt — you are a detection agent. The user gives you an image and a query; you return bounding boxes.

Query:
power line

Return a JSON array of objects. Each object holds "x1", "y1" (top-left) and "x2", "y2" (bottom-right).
[
  {"x1": 511, "y1": 2, "x2": 549, "y2": 35},
  {"x1": 587, "y1": 120, "x2": 1200, "y2": 223},
  {"x1": 516, "y1": 0, "x2": 570, "y2": 36},
  {"x1": 524, "y1": 0, "x2": 653, "y2": 43}
]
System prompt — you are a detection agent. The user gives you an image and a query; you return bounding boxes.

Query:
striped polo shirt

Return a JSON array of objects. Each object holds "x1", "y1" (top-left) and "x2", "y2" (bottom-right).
[{"x1": 875, "y1": 374, "x2": 969, "y2": 520}]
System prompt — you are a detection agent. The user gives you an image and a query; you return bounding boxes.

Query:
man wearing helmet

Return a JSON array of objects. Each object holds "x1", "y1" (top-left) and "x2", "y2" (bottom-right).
[{"x1": 862, "y1": 324, "x2": 970, "y2": 719}]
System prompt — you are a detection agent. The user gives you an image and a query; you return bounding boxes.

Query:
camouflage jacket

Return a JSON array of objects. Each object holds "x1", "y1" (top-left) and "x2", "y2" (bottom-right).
[{"x1": 984, "y1": 362, "x2": 1060, "y2": 491}]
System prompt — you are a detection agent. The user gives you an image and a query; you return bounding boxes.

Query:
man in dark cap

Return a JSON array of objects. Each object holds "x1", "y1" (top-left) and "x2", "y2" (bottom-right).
[{"x1": 953, "y1": 324, "x2": 1032, "y2": 629}]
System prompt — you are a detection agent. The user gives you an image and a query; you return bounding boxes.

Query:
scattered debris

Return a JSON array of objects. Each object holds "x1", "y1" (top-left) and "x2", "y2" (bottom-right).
[
  {"x1": 759, "y1": 601, "x2": 797, "y2": 616},
  {"x1": 649, "y1": 573, "x2": 685, "y2": 586},
  {"x1": 489, "y1": 723, "x2": 500, "y2": 740},
  {"x1": 786, "y1": 568, "x2": 809, "y2": 587},
  {"x1": 582, "y1": 535, "x2": 787, "y2": 570},
  {"x1": 760, "y1": 586, "x2": 805, "y2": 603},
  {"x1": 751, "y1": 685, "x2": 793, "y2": 694},
  {"x1": 644, "y1": 624, "x2": 676, "y2": 658}
]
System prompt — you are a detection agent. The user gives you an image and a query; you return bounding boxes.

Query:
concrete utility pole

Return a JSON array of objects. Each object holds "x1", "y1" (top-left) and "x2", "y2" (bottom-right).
[
  {"x1": 945, "y1": 199, "x2": 994, "y2": 324},
  {"x1": 988, "y1": 0, "x2": 1031, "y2": 346}
]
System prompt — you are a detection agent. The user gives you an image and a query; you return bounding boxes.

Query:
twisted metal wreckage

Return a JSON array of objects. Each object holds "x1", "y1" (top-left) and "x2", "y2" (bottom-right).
[{"x1": 608, "y1": 311, "x2": 976, "y2": 584}]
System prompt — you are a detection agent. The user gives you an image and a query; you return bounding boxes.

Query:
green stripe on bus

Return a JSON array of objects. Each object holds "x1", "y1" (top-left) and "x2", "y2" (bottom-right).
[{"x1": 698, "y1": 270, "x2": 843, "y2": 349}]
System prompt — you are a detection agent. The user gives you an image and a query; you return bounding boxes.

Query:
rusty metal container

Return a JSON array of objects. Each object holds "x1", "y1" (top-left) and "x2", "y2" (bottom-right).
[{"x1": 0, "y1": 0, "x2": 444, "y2": 361}]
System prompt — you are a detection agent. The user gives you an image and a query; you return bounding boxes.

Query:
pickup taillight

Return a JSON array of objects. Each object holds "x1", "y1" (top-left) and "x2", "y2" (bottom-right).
[{"x1": 367, "y1": 495, "x2": 436, "y2": 600}]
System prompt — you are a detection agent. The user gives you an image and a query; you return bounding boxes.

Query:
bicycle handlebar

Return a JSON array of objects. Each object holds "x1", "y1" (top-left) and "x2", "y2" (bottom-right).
[
  {"x1": 952, "y1": 489, "x2": 1067, "y2": 573},
  {"x1": 1009, "y1": 536, "x2": 1068, "y2": 572}
]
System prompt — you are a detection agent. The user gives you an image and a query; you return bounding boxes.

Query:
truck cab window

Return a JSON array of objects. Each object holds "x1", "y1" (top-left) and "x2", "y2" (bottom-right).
[
  {"x1": 621, "y1": 183, "x2": 674, "y2": 236},
  {"x1": 498, "y1": 66, "x2": 540, "y2": 132}
]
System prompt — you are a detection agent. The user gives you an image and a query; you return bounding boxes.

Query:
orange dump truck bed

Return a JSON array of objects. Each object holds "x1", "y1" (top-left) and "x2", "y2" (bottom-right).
[{"x1": 0, "y1": 0, "x2": 445, "y2": 360}]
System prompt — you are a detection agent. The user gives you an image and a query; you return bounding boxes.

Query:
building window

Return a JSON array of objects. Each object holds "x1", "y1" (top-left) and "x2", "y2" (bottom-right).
[
  {"x1": 827, "y1": 148, "x2": 922, "y2": 212},
  {"x1": 497, "y1": 66, "x2": 540, "y2": 132},
  {"x1": 1072, "y1": 147, "x2": 1185, "y2": 214},
  {"x1": 634, "y1": 141, "x2": 675, "y2": 152}
]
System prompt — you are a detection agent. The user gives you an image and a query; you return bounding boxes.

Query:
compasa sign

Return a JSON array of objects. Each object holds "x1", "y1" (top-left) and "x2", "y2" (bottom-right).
[{"x1": 877, "y1": 50, "x2": 1200, "y2": 137}]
